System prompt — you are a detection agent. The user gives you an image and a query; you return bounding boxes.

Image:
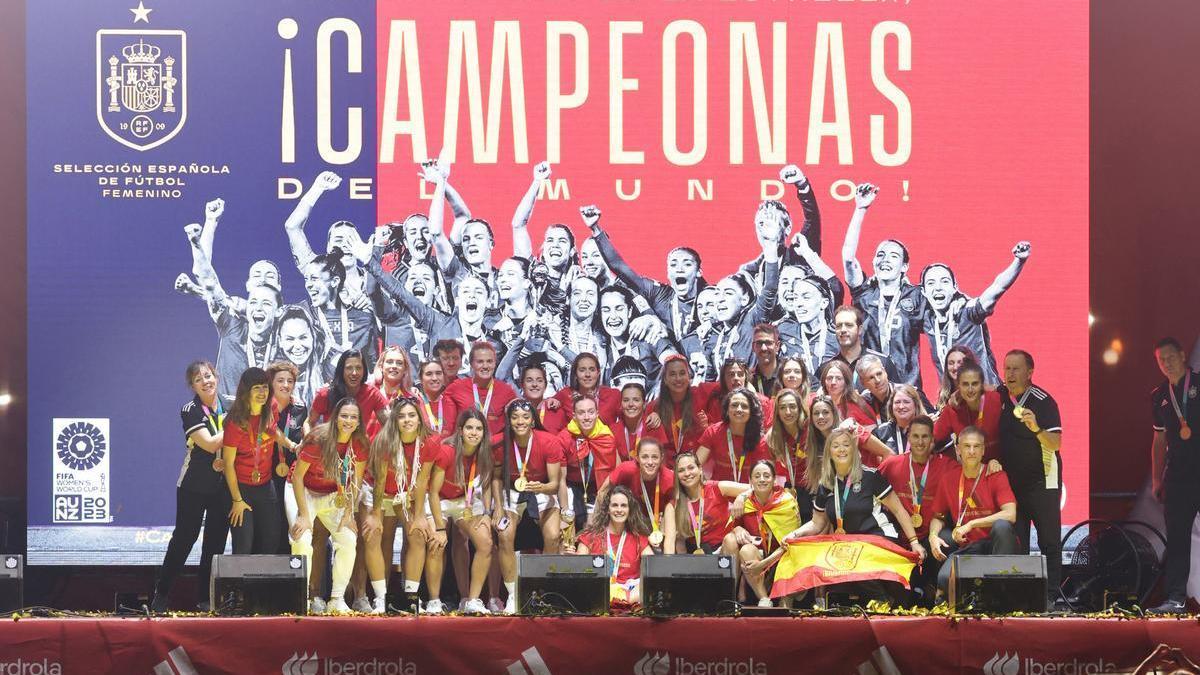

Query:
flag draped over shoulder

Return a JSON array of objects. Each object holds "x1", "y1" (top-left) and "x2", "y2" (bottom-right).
[
  {"x1": 742, "y1": 488, "x2": 801, "y2": 551},
  {"x1": 770, "y1": 534, "x2": 919, "y2": 598}
]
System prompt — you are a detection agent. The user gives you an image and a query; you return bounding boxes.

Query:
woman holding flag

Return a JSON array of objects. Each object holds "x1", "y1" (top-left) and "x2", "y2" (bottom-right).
[
  {"x1": 768, "y1": 429, "x2": 924, "y2": 603},
  {"x1": 568, "y1": 486, "x2": 655, "y2": 607},
  {"x1": 664, "y1": 452, "x2": 749, "y2": 554},
  {"x1": 732, "y1": 460, "x2": 802, "y2": 607},
  {"x1": 287, "y1": 397, "x2": 368, "y2": 614}
]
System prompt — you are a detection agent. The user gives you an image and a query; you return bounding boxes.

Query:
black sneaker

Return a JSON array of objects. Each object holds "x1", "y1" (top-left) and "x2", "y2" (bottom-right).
[{"x1": 1146, "y1": 599, "x2": 1187, "y2": 615}]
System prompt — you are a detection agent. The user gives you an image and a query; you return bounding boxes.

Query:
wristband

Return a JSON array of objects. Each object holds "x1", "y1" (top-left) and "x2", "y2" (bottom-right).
[
  {"x1": 233, "y1": 498, "x2": 245, "y2": 504},
  {"x1": 908, "y1": 536, "x2": 919, "y2": 544}
]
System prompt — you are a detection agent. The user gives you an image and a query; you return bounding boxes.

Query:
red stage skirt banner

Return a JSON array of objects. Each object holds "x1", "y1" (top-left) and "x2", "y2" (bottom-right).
[
  {"x1": 0, "y1": 616, "x2": 1194, "y2": 674},
  {"x1": 373, "y1": 0, "x2": 1090, "y2": 523}
]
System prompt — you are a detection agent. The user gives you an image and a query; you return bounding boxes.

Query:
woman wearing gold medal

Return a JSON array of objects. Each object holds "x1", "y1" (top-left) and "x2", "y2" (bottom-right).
[
  {"x1": 567, "y1": 486, "x2": 654, "y2": 607},
  {"x1": 732, "y1": 460, "x2": 802, "y2": 607},
  {"x1": 599, "y1": 438, "x2": 676, "y2": 551},
  {"x1": 361, "y1": 397, "x2": 442, "y2": 614},
  {"x1": 765, "y1": 388, "x2": 809, "y2": 518},
  {"x1": 664, "y1": 452, "x2": 748, "y2": 555},
  {"x1": 288, "y1": 397, "x2": 367, "y2": 614}
]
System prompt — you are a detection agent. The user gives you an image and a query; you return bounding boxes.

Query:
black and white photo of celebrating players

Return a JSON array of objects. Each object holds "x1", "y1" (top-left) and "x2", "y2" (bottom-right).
[{"x1": 155, "y1": 156, "x2": 1108, "y2": 618}]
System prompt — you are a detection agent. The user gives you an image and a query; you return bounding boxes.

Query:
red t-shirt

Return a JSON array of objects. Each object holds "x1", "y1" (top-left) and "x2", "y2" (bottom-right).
[
  {"x1": 876, "y1": 452, "x2": 958, "y2": 538},
  {"x1": 367, "y1": 435, "x2": 444, "y2": 497},
  {"x1": 558, "y1": 425, "x2": 621, "y2": 489},
  {"x1": 648, "y1": 395, "x2": 709, "y2": 460},
  {"x1": 552, "y1": 386, "x2": 623, "y2": 426},
  {"x1": 681, "y1": 480, "x2": 734, "y2": 547},
  {"x1": 296, "y1": 438, "x2": 369, "y2": 494},
  {"x1": 416, "y1": 393, "x2": 449, "y2": 436},
  {"x1": 433, "y1": 443, "x2": 482, "y2": 500},
  {"x1": 769, "y1": 427, "x2": 808, "y2": 488},
  {"x1": 224, "y1": 414, "x2": 277, "y2": 486},
  {"x1": 697, "y1": 383, "x2": 774, "y2": 433},
  {"x1": 610, "y1": 415, "x2": 669, "y2": 465},
  {"x1": 490, "y1": 430, "x2": 563, "y2": 483},
  {"x1": 608, "y1": 461, "x2": 676, "y2": 521},
  {"x1": 696, "y1": 422, "x2": 773, "y2": 483},
  {"x1": 310, "y1": 384, "x2": 389, "y2": 436},
  {"x1": 577, "y1": 529, "x2": 649, "y2": 584},
  {"x1": 443, "y1": 377, "x2": 518, "y2": 436},
  {"x1": 933, "y1": 390, "x2": 1004, "y2": 463},
  {"x1": 928, "y1": 466, "x2": 1016, "y2": 544},
  {"x1": 533, "y1": 399, "x2": 570, "y2": 434}
]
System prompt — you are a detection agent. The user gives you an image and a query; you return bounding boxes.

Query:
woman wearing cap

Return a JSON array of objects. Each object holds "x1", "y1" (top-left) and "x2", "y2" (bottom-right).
[
  {"x1": 288, "y1": 397, "x2": 368, "y2": 614},
  {"x1": 568, "y1": 486, "x2": 654, "y2": 607},
  {"x1": 491, "y1": 398, "x2": 564, "y2": 613},
  {"x1": 663, "y1": 452, "x2": 749, "y2": 555},
  {"x1": 695, "y1": 388, "x2": 773, "y2": 483}
]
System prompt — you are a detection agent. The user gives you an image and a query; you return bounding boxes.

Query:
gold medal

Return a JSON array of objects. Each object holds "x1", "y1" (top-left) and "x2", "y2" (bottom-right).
[
  {"x1": 1012, "y1": 405, "x2": 1026, "y2": 420},
  {"x1": 649, "y1": 531, "x2": 664, "y2": 548},
  {"x1": 834, "y1": 527, "x2": 846, "y2": 535},
  {"x1": 910, "y1": 512, "x2": 923, "y2": 528},
  {"x1": 1182, "y1": 422, "x2": 1193, "y2": 440},
  {"x1": 334, "y1": 493, "x2": 348, "y2": 509},
  {"x1": 514, "y1": 476, "x2": 528, "y2": 492},
  {"x1": 251, "y1": 469, "x2": 261, "y2": 483},
  {"x1": 275, "y1": 462, "x2": 288, "y2": 478},
  {"x1": 692, "y1": 548, "x2": 705, "y2": 555}
]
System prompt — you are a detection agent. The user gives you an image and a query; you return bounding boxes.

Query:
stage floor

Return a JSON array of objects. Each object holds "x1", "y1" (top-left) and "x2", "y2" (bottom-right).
[{"x1": 2, "y1": 614, "x2": 1198, "y2": 674}]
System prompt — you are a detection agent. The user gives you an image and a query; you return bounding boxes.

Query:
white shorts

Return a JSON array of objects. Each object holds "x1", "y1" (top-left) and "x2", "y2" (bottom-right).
[
  {"x1": 503, "y1": 490, "x2": 558, "y2": 518},
  {"x1": 361, "y1": 488, "x2": 403, "y2": 518}
]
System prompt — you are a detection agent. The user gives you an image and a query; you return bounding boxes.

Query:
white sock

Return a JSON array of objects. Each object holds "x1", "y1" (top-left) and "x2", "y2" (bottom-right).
[
  {"x1": 371, "y1": 580, "x2": 387, "y2": 600},
  {"x1": 404, "y1": 579, "x2": 420, "y2": 593},
  {"x1": 504, "y1": 581, "x2": 516, "y2": 596}
]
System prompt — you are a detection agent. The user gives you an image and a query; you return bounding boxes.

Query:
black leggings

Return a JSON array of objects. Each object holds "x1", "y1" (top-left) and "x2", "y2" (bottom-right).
[
  {"x1": 155, "y1": 486, "x2": 231, "y2": 598},
  {"x1": 231, "y1": 481, "x2": 281, "y2": 554}
]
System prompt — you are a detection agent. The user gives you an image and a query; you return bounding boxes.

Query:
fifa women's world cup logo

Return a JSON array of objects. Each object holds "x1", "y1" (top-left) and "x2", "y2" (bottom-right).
[{"x1": 96, "y1": 29, "x2": 187, "y2": 151}]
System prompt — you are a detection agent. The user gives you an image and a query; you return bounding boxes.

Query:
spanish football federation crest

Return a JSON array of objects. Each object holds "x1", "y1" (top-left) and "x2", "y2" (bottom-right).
[{"x1": 96, "y1": 29, "x2": 186, "y2": 151}]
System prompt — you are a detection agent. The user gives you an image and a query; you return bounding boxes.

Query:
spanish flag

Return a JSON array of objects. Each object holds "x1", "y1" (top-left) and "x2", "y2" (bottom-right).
[
  {"x1": 742, "y1": 488, "x2": 801, "y2": 552},
  {"x1": 770, "y1": 534, "x2": 919, "y2": 598}
]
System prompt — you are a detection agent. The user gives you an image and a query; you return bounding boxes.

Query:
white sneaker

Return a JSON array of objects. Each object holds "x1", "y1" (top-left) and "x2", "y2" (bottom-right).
[
  {"x1": 757, "y1": 597, "x2": 774, "y2": 608},
  {"x1": 462, "y1": 598, "x2": 489, "y2": 614},
  {"x1": 351, "y1": 597, "x2": 372, "y2": 614},
  {"x1": 371, "y1": 597, "x2": 386, "y2": 615},
  {"x1": 309, "y1": 597, "x2": 326, "y2": 614},
  {"x1": 424, "y1": 598, "x2": 444, "y2": 614},
  {"x1": 503, "y1": 595, "x2": 516, "y2": 615},
  {"x1": 487, "y1": 597, "x2": 505, "y2": 613},
  {"x1": 327, "y1": 598, "x2": 351, "y2": 614}
]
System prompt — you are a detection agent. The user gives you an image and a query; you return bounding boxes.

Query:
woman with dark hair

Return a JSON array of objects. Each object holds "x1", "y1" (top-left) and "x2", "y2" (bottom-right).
[
  {"x1": 696, "y1": 357, "x2": 773, "y2": 428},
  {"x1": 557, "y1": 394, "x2": 619, "y2": 537},
  {"x1": 274, "y1": 304, "x2": 327, "y2": 407},
  {"x1": 310, "y1": 350, "x2": 389, "y2": 433},
  {"x1": 599, "y1": 438, "x2": 675, "y2": 549},
  {"x1": 663, "y1": 452, "x2": 749, "y2": 555},
  {"x1": 764, "y1": 388, "x2": 811, "y2": 520},
  {"x1": 415, "y1": 359, "x2": 448, "y2": 434},
  {"x1": 552, "y1": 352, "x2": 622, "y2": 425},
  {"x1": 267, "y1": 361, "x2": 310, "y2": 556},
  {"x1": 610, "y1": 382, "x2": 668, "y2": 465},
  {"x1": 491, "y1": 398, "x2": 564, "y2": 614},
  {"x1": 361, "y1": 396, "x2": 445, "y2": 614},
  {"x1": 695, "y1": 388, "x2": 772, "y2": 483},
  {"x1": 703, "y1": 262, "x2": 779, "y2": 368},
  {"x1": 519, "y1": 362, "x2": 568, "y2": 433},
  {"x1": 151, "y1": 361, "x2": 233, "y2": 613},
  {"x1": 934, "y1": 361, "x2": 1005, "y2": 465},
  {"x1": 731, "y1": 460, "x2": 802, "y2": 607},
  {"x1": 646, "y1": 355, "x2": 709, "y2": 460},
  {"x1": 817, "y1": 359, "x2": 892, "y2": 467},
  {"x1": 432, "y1": 409, "x2": 495, "y2": 614},
  {"x1": 596, "y1": 284, "x2": 675, "y2": 387},
  {"x1": 288, "y1": 398, "x2": 368, "y2": 614},
  {"x1": 775, "y1": 355, "x2": 812, "y2": 404},
  {"x1": 935, "y1": 345, "x2": 979, "y2": 409},
  {"x1": 222, "y1": 368, "x2": 298, "y2": 556},
  {"x1": 567, "y1": 486, "x2": 654, "y2": 606}
]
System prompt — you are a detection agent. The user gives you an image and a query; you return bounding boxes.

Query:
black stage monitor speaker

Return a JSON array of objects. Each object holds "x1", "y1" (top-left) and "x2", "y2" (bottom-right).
[
  {"x1": 949, "y1": 554, "x2": 1047, "y2": 613},
  {"x1": 516, "y1": 553, "x2": 610, "y2": 615},
  {"x1": 641, "y1": 554, "x2": 735, "y2": 616},
  {"x1": 210, "y1": 554, "x2": 307, "y2": 616},
  {"x1": 0, "y1": 555, "x2": 22, "y2": 612}
]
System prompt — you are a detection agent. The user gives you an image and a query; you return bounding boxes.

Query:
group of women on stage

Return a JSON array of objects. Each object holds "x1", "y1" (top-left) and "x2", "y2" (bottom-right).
[{"x1": 153, "y1": 327, "x2": 1035, "y2": 615}]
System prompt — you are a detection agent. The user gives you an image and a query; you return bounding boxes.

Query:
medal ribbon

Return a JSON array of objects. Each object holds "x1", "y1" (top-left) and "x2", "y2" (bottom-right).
[
  {"x1": 404, "y1": 437, "x2": 423, "y2": 495},
  {"x1": 336, "y1": 442, "x2": 353, "y2": 501},
  {"x1": 514, "y1": 434, "x2": 534, "y2": 481},
  {"x1": 473, "y1": 379, "x2": 495, "y2": 416},
  {"x1": 606, "y1": 529, "x2": 628, "y2": 575},
  {"x1": 640, "y1": 473, "x2": 661, "y2": 531},
  {"x1": 800, "y1": 321, "x2": 829, "y2": 376},
  {"x1": 464, "y1": 454, "x2": 478, "y2": 504},
  {"x1": 956, "y1": 468, "x2": 984, "y2": 528},
  {"x1": 726, "y1": 428, "x2": 745, "y2": 482},
  {"x1": 687, "y1": 489, "x2": 705, "y2": 550},
  {"x1": 1168, "y1": 371, "x2": 1191, "y2": 430},
  {"x1": 623, "y1": 419, "x2": 644, "y2": 460},
  {"x1": 833, "y1": 476, "x2": 853, "y2": 533},
  {"x1": 317, "y1": 305, "x2": 351, "y2": 352},
  {"x1": 908, "y1": 455, "x2": 930, "y2": 514},
  {"x1": 421, "y1": 391, "x2": 443, "y2": 433}
]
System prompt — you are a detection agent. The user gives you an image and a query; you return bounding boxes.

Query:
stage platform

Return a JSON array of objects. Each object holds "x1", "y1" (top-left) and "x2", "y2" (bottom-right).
[{"x1": 2, "y1": 614, "x2": 1199, "y2": 674}]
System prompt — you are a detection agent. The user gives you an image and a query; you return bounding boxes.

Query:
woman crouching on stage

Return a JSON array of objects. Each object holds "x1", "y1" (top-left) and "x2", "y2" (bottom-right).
[
  {"x1": 732, "y1": 460, "x2": 802, "y2": 607},
  {"x1": 223, "y1": 368, "x2": 299, "y2": 556},
  {"x1": 362, "y1": 397, "x2": 442, "y2": 614},
  {"x1": 568, "y1": 486, "x2": 654, "y2": 606},
  {"x1": 430, "y1": 408, "x2": 495, "y2": 614},
  {"x1": 663, "y1": 452, "x2": 748, "y2": 555},
  {"x1": 492, "y1": 399, "x2": 563, "y2": 614},
  {"x1": 287, "y1": 397, "x2": 368, "y2": 614},
  {"x1": 789, "y1": 428, "x2": 924, "y2": 602}
]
